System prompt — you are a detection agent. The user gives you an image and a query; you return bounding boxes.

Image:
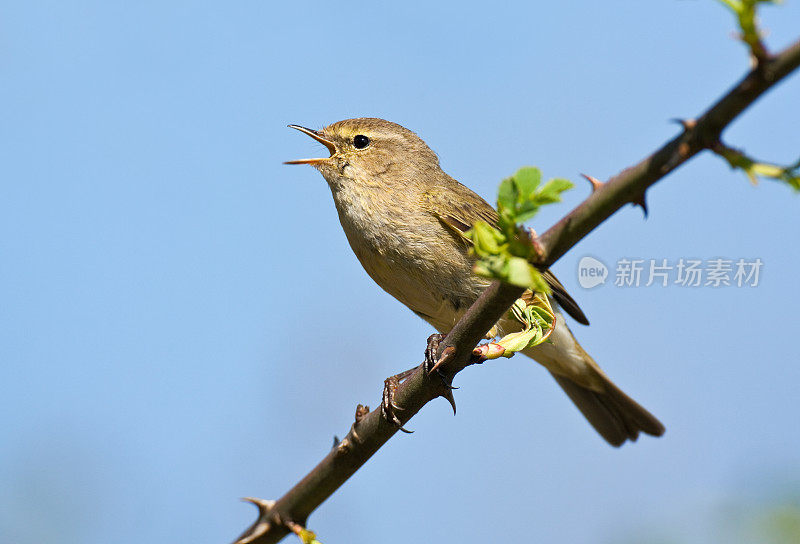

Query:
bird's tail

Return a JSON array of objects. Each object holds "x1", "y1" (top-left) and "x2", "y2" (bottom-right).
[
  {"x1": 520, "y1": 310, "x2": 664, "y2": 447},
  {"x1": 549, "y1": 371, "x2": 665, "y2": 447}
]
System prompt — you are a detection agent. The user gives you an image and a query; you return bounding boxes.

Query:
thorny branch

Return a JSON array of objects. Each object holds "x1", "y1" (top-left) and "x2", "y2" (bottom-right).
[{"x1": 234, "y1": 32, "x2": 800, "y2": 544}]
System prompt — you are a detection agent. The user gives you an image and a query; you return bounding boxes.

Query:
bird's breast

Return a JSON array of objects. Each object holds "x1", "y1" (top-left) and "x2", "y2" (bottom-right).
[{"x1": 329, "y1": 184, "x2": 484, "y2": 331}]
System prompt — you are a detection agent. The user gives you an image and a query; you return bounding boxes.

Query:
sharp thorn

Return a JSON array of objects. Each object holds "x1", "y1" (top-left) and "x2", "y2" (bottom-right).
[
  {"x1": 580, "y1": 173, "x2": 604, "y2": 193},
  {"x1": 241, "y1": 497, "x2": 275, "y2": 514},
  {"x1": 632, "y1": 193, "x2": 649, "y2": 218},
  {"x1": 429, "y1": 345, "x2": 456, "y2": 375},
  {"x1": 441, "y1": 387, "x2": 457, "y2": 415},
  {"x1": 669, "y1": 118, "x2": 696, "y2": 131}
]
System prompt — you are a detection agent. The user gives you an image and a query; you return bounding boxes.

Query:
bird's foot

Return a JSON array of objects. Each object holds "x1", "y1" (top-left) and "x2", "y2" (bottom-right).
[
  {"x1": 424, "y1": 334, "x2": 457, "y2": 379},
  {"x1": 424, "y1": 333, "x2": 458, "y2": 415},
  {"x1": 423, "y1": 333, "x2": 446, "y2": 373},
  {"x1": 381, "y1": 368, "x2": 416, "y2": 434}
]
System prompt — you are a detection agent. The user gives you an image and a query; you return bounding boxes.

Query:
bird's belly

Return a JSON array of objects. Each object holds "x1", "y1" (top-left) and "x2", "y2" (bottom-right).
[
  {"x1": 342, "y1": 229, "x2": 481, "y2": 332},
  {"x1": 353, "y1": 243, "x2": 466, "y2": 327}
]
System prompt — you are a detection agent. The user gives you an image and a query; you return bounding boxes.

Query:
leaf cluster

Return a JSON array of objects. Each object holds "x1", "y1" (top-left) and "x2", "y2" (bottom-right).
[
  {"x1": 466, "y1": 167, "x2": 574, "y2": 293},
  {"x1": 493, "y1": 296, "x2": 556, "y2": 355}
]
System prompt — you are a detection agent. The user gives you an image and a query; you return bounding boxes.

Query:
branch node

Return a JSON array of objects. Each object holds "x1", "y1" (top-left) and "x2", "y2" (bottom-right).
[
  {"x1": 525, "y1": 228, "x2": 546, "y2": 261},
  {"x1": 679, "y1": 141, "x2": 691, "y2": 159},
  {"x1": 348, "y1": 423, "x2": 364, "y2": 445},
  {"x1": 354, "y1": 404, "x2": 370, "y2": 424},
  {"x1": 471, "y1": 342, "x2": 506, "y2": 361},
  {"x1": 336, "y1": 436, "x2": 352, "y2": 455},
  {"x1": 283, "y1": 519, "x2": 320, "y2": 544}
]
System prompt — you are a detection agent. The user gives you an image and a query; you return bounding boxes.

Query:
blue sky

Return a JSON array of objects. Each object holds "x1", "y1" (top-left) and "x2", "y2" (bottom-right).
[{"x1": 1, "y1": 1, "x2": 799, "y2": 543}]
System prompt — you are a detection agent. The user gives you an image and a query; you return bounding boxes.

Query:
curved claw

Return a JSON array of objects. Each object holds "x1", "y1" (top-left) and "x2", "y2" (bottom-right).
[
  {"x1": 381, "y1": 375, "x2": 414, "y2": 433},
  {"x1": 436, "y1": 368, "x2": 459, "y2": 390},
  {"x1": 380, "y1": 401, "x2": 414, "y2": 433},
  {"x1": 422, "y1": 334, "x2": 459, "y2": 413},
  {"x1": 423, "y1": 333, "x2": 447, "y2": 374}
]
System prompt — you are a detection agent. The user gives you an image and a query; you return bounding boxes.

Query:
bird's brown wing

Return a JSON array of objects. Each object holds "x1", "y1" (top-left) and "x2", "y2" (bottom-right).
[
  {"x1": 540, "y1": 270, "x2": 590, "y2": 325},
  {"x1": 425, "y1": 190, "x2": 500, "y2": 240},
  {"x1": 422, "y1": 182, "x2": 590, "y2": 326}
]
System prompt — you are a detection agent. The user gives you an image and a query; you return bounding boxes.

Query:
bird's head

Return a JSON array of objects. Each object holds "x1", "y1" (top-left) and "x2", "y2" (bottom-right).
[{"x1": 285, "y1": 118, "x2": 441, "y2": 189}]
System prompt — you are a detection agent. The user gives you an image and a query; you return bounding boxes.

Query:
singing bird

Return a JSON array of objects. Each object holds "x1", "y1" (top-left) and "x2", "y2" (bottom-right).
[{"x1": 286, "y1": 118, "x2": 664, "y2": 446}]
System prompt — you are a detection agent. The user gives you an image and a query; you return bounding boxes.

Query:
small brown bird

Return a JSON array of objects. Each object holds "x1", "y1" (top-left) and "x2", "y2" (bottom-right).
[{"x1": 286, "y1": 118, "x2": 664, "y2": 446}]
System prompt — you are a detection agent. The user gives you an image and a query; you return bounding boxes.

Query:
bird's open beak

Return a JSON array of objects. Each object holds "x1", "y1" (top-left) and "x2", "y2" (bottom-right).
[{"x1": 284, "y1": 125, "x2": 337, "y2": 165}]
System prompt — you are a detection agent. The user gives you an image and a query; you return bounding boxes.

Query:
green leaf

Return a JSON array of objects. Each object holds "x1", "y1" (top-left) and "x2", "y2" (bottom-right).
[
  {"x1": 497, "y1": 329, "x2": 540, "y2": 353},
  {"x1": 471, "y1": 166, "x2": 572, "y2": 292},
  {"x1": 514, "y1": 205, "x2": 541, "y2": 225},
  {"x1": 467, "y1": 221, "x2": 505, "y2": 257},
  {"x1": 513, "y1": 167, "x2": 542, "y2": 199},
  {"x1": 497, "y1": 169, "x2": 573, "y2": 226},
  {"x1": 536, "y1": 178, "x2": 574, "y2": 205},
  {"x1": 296, "y1": 528, "x2": 322, "y2": 544},
  {"x1": 493, "y1": 293, "x2": 556, "y2": 354},
  {"x1": 497, "y1": 177, "x2": 516, "y2": 213},
  {"x1": 529, "y1": 269, "x2": 551, "y2": 295},
  {"x1": 497, "y1": 167, "x2": 543, "y2": 220},
  {"x1": 505, "y1": 257, "x2": 538, "y2": 288},
  {"x1": 529, "y1": 305, "x2": 555, "y2": 327}
]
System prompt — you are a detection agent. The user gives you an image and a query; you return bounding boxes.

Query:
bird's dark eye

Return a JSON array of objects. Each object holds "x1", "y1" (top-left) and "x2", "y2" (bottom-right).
[{"x1": 353, "y1": 135, "x2": 370, "y2": 149}]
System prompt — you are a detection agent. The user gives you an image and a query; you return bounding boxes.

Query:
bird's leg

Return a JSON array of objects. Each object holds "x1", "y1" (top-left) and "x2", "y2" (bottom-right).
[
  {"x1": 424, "y1": 333, "x2": 458, "y2": 415},
  {"x1": 381, "y1": 367, "x2": 417, "y2": 434},
  {"x1": 381, "y1": 333, "x2": 460, "y2": 431}
]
